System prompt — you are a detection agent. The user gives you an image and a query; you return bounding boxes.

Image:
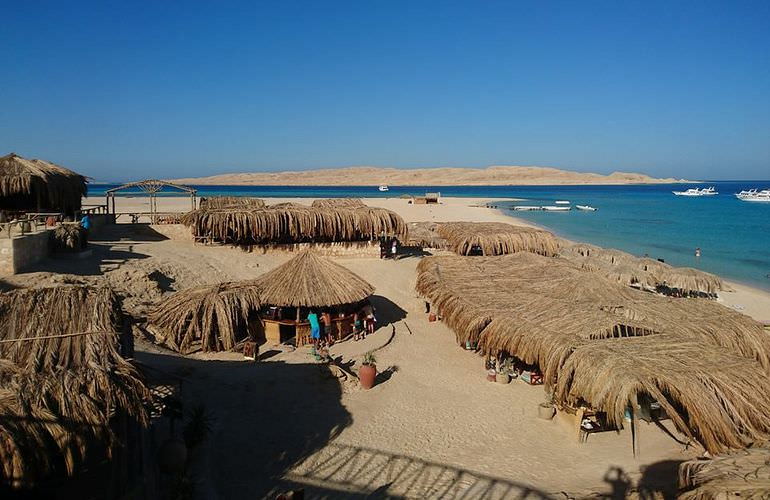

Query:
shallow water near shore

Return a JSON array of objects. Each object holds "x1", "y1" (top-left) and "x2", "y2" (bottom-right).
[{"x1": 90, "y1": 181, "x2": 770, "y2": 291}]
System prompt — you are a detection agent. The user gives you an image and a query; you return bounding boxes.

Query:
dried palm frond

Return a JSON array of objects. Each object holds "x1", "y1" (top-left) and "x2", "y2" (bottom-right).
[
  {"x1": 0, "y1": 153, "x2": 87, "y2": 212},
  {"x1": 147, "y1": 281, "x2": 262, "y2": 354},
  {"x1": 311, "y1": 198, "x2": 366, "y2": 209},
  {"x1": 0, "y1": 285, "x2": 148, "y2": 487},
  {"x1": 199, "y1": 196, "x2": 265, "y2": 209},
  {"x1": 678, "y1": 447, "x2": 770, "y2": 500},
  {"x1": 437, "y1": 222, "x2": 559, "y2": 256},
  {"x1": 415, "y1": 253, "x2": 770, "y2": 453},
  {"x1": 255, "y1": 250, "x2": 374, "y2": 307},
  {"x1": 50, "y1": 224, "x2": 85, "y2": 252},
  {"x1": 181, "y1": 204, "x2": 408, "y2": 245}
]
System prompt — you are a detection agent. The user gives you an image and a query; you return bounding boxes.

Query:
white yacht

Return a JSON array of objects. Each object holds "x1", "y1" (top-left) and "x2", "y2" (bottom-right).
[
  {"x1": 575, "y1": 205, "x2": 597, "y2": 211},
  {"x1": 555, "y1": 200, "x2": 570, "y2": 205},
  {"x1": 736, "y1": 189, "x2": 770, "y2": 202},
  {"x1": 735, "y1": 189, "x2": 758, "y2": 198},
  {"x1": 673, "y1": 186, "x2": 718, "y2": 196},
  {"x1": 542, "y1": 205, "x2": 571, "y2": 212},
  {"x1": 378, "y1": 185, "x2": 389, "y2": 192}
]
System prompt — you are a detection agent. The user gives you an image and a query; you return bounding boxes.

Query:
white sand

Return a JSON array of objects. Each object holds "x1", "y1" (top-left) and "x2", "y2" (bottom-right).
[{"x1": 43, "y1": 195, "x2": 768, "y2": 497}]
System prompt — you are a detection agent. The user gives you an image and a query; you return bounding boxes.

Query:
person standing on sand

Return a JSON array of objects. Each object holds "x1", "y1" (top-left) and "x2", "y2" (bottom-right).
[
  {"x1": 390, "y1": 239, "x2": 398, "y2": 259},
  {"x1": 308, "y1": 311, "x2": 321, "y2": 348},
  {"x1": 321, "y1": 311, "x2": 333, "y2": 345}
]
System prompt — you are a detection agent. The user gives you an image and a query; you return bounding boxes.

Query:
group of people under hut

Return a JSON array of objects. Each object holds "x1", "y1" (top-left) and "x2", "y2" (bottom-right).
[{"x1": 307, "y1": 302, "x2": 377, "y2": 348}]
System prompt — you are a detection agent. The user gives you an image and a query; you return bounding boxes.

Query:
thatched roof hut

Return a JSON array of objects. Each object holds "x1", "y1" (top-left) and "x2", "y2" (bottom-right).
[
  {"x1": 436, "y1": 222, "x2": 559, "y2": 257},
  {"x1": 415, "y1": 253, "x2": 770, "y2": 453},
  {"x1": 255, "y1": 250, "x2": 374, "y2": 308},
  {"x1": 147, "y1": 280, "x2": 262, "y2": 354},
  {"x1": 678, "y1": 447, "x2": 770, "y2": 499},
  {"x1": 0, "y1": 285, "x2": 148, "y2": 487},
  {"x1": 0, "y1": 153, "x2": 87, "y2": 213},
  {"x1": 406, "y1": 222, "x2": 449, "y2": 249},
  {"x1": 556, "y1": 337, "x2": 770, "y2": 453},
  {"x1": 199, "y1": 196, "x2": 265, "y2": 209},
  {"x1": 181, "y1": 202, "x2": 408, "y2": 246},
  {"x1": 560, "y1": 241, "x2": 726, "y2": 296},
  {"x1": 311, "y1": 198, "x2": 367, "y2": 209}
]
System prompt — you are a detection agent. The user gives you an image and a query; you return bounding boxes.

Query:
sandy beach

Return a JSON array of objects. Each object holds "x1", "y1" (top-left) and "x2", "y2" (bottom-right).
[{"x1": 6, "y1": 194, "x2": 762, "y2": 497}]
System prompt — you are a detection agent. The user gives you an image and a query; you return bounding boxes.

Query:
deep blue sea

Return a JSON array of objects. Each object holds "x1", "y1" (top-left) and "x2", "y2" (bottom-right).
[{"x1": 89, "y1": 182, "x2": 770, "y2": 291}]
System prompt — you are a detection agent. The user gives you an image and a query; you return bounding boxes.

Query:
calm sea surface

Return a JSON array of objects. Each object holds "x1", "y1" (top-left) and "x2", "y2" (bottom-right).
[{"x1": 89, "y1": 182, "x2": 770, "y2": 291}]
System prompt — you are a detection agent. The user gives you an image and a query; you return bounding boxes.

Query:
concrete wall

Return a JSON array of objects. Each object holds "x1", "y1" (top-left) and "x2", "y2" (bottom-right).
[{"x1": 0, "y1": 229, "x2": 51, "y2": 276}]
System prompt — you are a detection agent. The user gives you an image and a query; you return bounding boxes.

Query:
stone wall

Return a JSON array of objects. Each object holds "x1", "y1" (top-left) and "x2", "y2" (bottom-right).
[{"x1": 0, "y1": 229, "x2": 51, "y2": 276}]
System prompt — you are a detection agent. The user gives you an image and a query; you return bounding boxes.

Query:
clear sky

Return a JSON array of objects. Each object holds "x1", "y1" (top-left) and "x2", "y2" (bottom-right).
[{"x1": 1, "y1": 1, "x2": 769, "y2": 181}]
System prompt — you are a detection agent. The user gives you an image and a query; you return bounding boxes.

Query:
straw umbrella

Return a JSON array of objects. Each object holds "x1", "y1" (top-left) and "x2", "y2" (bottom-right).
[
  {"x1": 0, "y1": 153, "x2": 87, "y2": 213},
  {"x1": 254, "y1": 250, "x2": 374, "y2": 308},
  {"x1": 678, "y1": 447, "x2": 770, "y2": 499}
]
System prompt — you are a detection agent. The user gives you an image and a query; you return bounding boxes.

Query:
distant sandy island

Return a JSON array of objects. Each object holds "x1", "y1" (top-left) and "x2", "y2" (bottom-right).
[{"x1": 169, "y1": 165, "x2": 687, "y2": 186}]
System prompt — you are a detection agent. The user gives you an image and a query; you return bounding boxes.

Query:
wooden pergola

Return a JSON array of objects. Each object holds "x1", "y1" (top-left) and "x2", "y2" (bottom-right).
[{"x1": 105, "y1": 180, "x2": 197, "y2": 222}]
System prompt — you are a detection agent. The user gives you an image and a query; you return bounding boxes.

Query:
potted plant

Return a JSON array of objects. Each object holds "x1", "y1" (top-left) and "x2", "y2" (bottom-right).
[
  {"x1": 359, "y1": 351, "x2": 377, "y2": 390},
  {"x1": 537, "y1": 393, "x2": 556, "y2": 420}
]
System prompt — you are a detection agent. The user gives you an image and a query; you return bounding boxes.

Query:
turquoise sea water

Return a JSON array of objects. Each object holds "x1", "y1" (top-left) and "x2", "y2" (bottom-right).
[{"x1": 90, "y1": 182, "x2": 770, "y2": 291}]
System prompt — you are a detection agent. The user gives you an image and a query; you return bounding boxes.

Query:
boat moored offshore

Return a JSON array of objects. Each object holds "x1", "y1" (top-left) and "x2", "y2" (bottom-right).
[
  {"x1": 736, "y1": 189, "x2": 770, "y2": 202},
  {"x1": 673, "y1": 186, "x2": 718, "y2": 196}
]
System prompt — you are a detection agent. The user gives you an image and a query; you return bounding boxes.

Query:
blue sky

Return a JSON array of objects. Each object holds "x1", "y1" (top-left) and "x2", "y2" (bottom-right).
[{"x1": 1, "y1": 1, "x2": 769, "y2": 181}]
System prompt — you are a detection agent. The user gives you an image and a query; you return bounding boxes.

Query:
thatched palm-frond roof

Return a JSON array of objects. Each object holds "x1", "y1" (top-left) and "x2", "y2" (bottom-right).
[
  {"x1": 678, "y1": 447, "x2": 770, "y2": 500},
  {"x1": 147, "y1": 281, "x2": 262, "y2": 354},
  {"x1": 659, "y1": 267, "x2": 724, "y2": 295},
  {"x1": 0, "y1": 153, "x2": 87, "y2": 212},
  {"x1": 415, "y1": 253, "x2": 770, "y2": 453},
  {"x1": 311, "y1": 198, "x2": 366, "y2": 209},
  {"x1": 0, "y1": 286, "x2": 148, "y2": 487},
  {"x1": 181, "y1": 204, "x2": 408, "y2": 245},
  {"x1": 199, "y1": 196, "x2": 265, "y2": 209},
  {"x1": 255, "y1": 251, "x2": 374, "y2": 308},
  {"x1": 436, "y1": 222, "x2": 559, "y2": 257},
  {"x1": 406, "y1": 222, "x2": 449, "y2": 249},
  {"x1": 556, "y1": 337, "x2": 770, "y2": 454},
  {"x1": 560, "y1": 242, "x2": 726, "y2": 295}
]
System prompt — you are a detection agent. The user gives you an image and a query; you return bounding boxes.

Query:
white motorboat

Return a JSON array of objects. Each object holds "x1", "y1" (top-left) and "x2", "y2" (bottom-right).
[
  {"x1": 542, "y1": 205, "x2": 571, "y2": 211},
  {"x1": 378, "y1": 185, "x2": 389, "y2": 192},
  {"x1": 555, "y1": 200, "x2": 570, "y2": 205},
  {"x1": 737, "y1": 189, "x2": 770, "y2": 202},
  {"x1": 575, "y1": 205, "x2": 597, "y2": 211},
  {"x1": 672, "y1": 186, "x2": 718, "y2": 196}
]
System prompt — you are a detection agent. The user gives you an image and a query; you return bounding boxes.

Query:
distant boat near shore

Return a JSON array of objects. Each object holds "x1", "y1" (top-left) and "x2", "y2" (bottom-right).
[
  {"x1": 736, "y1": 188, "x2": 770, "y2": 202},
  {"x1": 576, "y1": 205, "x2": 597, "y2": 211},
  {"x1": 673, "y1": 187, "x2": 718, "y2": 196},
  {"x1": 378, "y1": 185, "x2": 389, "y2": 192},
  {"x1": 555, "y1": 200, "x2": 570, "y2": 205}
]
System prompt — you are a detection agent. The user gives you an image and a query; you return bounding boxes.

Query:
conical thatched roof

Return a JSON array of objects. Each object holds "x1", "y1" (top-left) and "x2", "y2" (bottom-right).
[
  {"x1": 147, "y1": 280, "x2": 262, "y2": 354},
  {"x1": 416, "y1": 253, "x2": 770, "y2": 453},
  {"x1": 406, "y1": 222, "x2": 449, "y2": 249},
  {"x1": 255, "y1": 251, "x2": 374, "y2": 308},
  {"x1": 0, "y1": 153, "x2": 87, "y2": 212},
  {"x1": 678, "y1": 447, "x2": 770, "y2": 500},
  {"x1": 0, "y1": 285, "x2": 148, "y2": 487},
  {"x1": 659, "y1": 267, "x2": 724, "y2": 295}
]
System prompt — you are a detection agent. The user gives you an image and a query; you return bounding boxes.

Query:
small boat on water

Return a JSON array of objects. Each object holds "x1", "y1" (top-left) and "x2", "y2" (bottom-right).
[
  {"x1": 542, "y1": 205, "x2": 571, "y2": 211},
  {"x1": 555, "y1": 200, "x2": 570, "y2": 205},
  {"x1": 512, "y1": 206, "x2": 542, "y2": 211},
  {"x1": 673, "y1": 187, "x2": 718, "y2": 196},
  {"x1": 736, "y1": 189, "x2": 770, "y2": 202},
  {"x1": 575, "y1": 205, "x2": 597, "y2": 211},
  {"x1": 378, "y1": 185, "x2": 389, "y2": 192}
]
